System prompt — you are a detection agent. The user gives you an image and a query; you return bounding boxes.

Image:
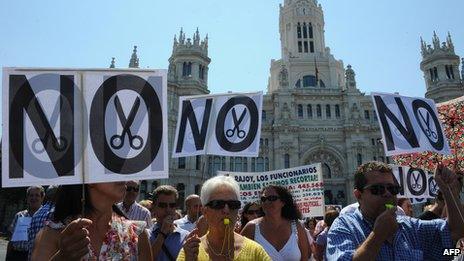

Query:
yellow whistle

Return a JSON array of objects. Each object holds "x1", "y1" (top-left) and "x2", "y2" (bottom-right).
[
  {"x1": 385, "y1": 204, "x2": 394, "y2": 210},
  {"x1": 224, "y1": 218, "x2": 230, "y2": 225}
]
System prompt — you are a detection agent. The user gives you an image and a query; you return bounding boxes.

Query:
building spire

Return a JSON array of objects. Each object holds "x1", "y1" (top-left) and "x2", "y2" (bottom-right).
[
  {"x1": 129, "y1": 45, "x2": 139, "y2": 68},
  {"x1": 447, "y1": 31, "x2": 454, "y2": 51},
  {"x1": 432, "y1": 31, "x2": 440, "y2": 49},
  {"x1": 109, "y1": 57, "x2": 115, "y2": 68}
]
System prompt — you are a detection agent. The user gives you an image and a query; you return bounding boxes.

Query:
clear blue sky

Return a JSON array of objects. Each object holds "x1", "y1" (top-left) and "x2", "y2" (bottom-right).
[{"x1": 1, "y1": 0, "x2": 463, "y2": 100}]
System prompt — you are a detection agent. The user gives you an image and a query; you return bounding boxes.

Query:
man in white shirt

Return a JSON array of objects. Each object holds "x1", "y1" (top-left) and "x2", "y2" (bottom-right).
[
  {"x1": 117, "y1": 180, "x2": 153, "y2": 229},
  {"x1": 174, "y1": 194, "x2": 201, "y2": 232}
]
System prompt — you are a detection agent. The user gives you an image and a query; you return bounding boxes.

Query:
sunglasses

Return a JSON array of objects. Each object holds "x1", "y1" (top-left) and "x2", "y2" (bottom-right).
[
  {"x1": 245, "y1": 209, "x2": 261, "y2": 215},
  {"x1": 260, "y1": 195, "x2": 280, "y2": 203},
  {"x1": 206, "y1": 200, "x2": 241, "y2": 210},
  {"x1": 126, "y1": 187, "x2": 139, "y2": 192},
  {"x1": 363, "y1": 184, "x2": 400, "y2": 196},
  {"x1": 157, "y1": 202, "x2": 177, "y2": 208}
]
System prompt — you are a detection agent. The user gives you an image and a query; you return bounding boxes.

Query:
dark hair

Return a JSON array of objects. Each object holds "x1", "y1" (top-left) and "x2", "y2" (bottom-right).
[
  {"x1": 151, "y1": 185, "x2": 178, "y2": 202},
  {"x1": 324, "y1": 210, "x2": 339, "y2": 227},
  {"x1": 305, "y1": 217, "x2": 318, "y2": 230},
  {"x1": 53, "y1": 184, "x2": 125, "y2": 223},
  {"x1": 354, "y1": 161, "x2": 393, "y2": 190},
  {"x1": 240, "y1": 202, "x2": 261, "y2": 229},
  {"x1": 397, "y1": 198, "x2": 409, "y2": 207},
  {"x1": 263, "y1": 185, "x2": 301, "y2": 221}
]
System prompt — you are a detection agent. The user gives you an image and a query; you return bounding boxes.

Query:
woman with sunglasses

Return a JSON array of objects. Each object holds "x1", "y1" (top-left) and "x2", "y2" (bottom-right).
[
  {"x1": 31, "y1": 183, "x2": 152, "y2": 260},
  {"x1": 239, "y1": 202, "x2": 262, "y2": 232},
  {"x1": 241, "y1": 185, "x2": 310, "y2": 261},
  {"x1": 178, "y1": 176, "x2": 271, "y2": 260}
]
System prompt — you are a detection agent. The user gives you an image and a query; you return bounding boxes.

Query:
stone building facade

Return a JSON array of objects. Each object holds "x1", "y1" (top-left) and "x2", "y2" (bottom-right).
[{"x1": 119, "y1": 0, "x2": 463, "y2": 208}]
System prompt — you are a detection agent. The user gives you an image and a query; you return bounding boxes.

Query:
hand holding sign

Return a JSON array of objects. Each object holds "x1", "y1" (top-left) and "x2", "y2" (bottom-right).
[
  {"x1": 55, "y1": 218, "x2": 92, "y2": 260},
  {"x1": 435, "y1": 164, "x2": 461, "y2": 197}
]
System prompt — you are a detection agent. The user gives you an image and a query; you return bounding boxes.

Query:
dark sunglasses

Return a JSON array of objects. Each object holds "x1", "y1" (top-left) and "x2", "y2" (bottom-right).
[
  {"x1": 245, "y1": 210, "x2": 261, "y2": 215},
  {"x1": 206, "y1": 200, "x2": 241, "y2": 210},
  {"x1": 126, "y1": 187, "x2": 139, "y2": 192},
  {"x1": 260, "y1": 195, "x2": 280, "y2": 203},
  {"x1": 363, "y1": 184, "x2": 400, "y2": 196},
  {"x1": 157, "y1": 202, "x2": 177, "y2": 208}
]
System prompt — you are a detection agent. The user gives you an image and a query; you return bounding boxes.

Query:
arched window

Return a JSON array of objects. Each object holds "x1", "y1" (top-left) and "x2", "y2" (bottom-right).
[
  {"x1": 357, "y1": 154, "x2": 363, "y2": 166},
  {"x1": 297, "y1": 23, "x2": 302, "y2": 38},
  {"x1": 303, "y1": 75, "x2": 317, "y2": 87},
  {"x1": 182, "y1": 62, "x2": 192, "y2": 77},
  {"x1": 308, "y1": 23, "x2": 313, "y2": 38},
  {"x1": 335, "y1": 105, "x2": 340, "y2": 118},
  {"x1": 326, "y1": 105, "x2": 331, "y2": 118},
  {"x1": 322, "y1": 163, "x2": 331, "y2": 179},
  {"x1": 303, "y1": 23, "x2": 308, "y2": 38},
  {"x1": 257, "y1": 157, "x2": 264, "y2": 172},
  {"x1": 316, "y1": 105, "x2": 322, "y2": 118},
  {"x1": 265, "y1": 139, "x2": 269, "y2": 146},
  {"x1": 284, "y1": 154, "x2": 290, "y2": 168},
  {"x1": 307, "y1": 104, "x2": 313, "y2": 118},
  {"x1": 297, "y1": 104, "x2": 303, "y2": 118},
  {"x1": 265, "y1": 157, "x2": 270, "y2": 171}
]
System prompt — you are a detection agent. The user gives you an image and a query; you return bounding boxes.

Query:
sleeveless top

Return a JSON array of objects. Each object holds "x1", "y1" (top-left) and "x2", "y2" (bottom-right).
[
  {"x1": 177, "y1": 236, "x2": 272, "y2": 261},
  {"x1": 254, "y1": 221, "x2": 301, "y2": 261},
  {"x1": 47, "y1": 214, "x2": 146, "y2": 261}
]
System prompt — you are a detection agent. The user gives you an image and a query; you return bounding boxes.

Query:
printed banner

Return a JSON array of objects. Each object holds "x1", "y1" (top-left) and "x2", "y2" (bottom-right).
[
  {"x1": 391, "y1": 165, "x2": 438, "y2": 199},
  {"x1": 2, "y1": 68, "x2": 168, "y2": 187},
  {"x1": 172, "y1": 92, "x2": 262, "y2": 157},
  {"x1": 218, "y1": 163, "x2": 324, "y2": 218},
  {"x1": 371, "y1": 92, "x2": 451, "y2": 156}
]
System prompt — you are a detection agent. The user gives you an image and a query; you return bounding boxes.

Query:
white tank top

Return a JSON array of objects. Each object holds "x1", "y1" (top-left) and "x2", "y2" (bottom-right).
[{"x1": 254, "y1": 221, "x2": 301, "y2": 261}]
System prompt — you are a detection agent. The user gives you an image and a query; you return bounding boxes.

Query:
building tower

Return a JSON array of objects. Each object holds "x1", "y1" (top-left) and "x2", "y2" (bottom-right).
[
  {"x1": 168, "y1": 28, "x2": 210, "y2": 96},
  {"x1": 129, "y1": 46, "x2": 139, "y2": 68},
  {"x1": 420, "y1": 32, "x2": 463, "y2": 103}
]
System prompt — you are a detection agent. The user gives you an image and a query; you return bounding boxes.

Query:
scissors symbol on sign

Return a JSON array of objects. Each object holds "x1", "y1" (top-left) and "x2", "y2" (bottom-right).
[
  {"x1": 32, "y1": 98, "x2": 68, "y2": 154},
  {"x1": 418, "y1": 110, "x2": 437, "y2": 139},
  {"x1": 411, "y1": 172, "x2": 422, "y2": 190},
  {"x1": 226, "y1": 108, "x2": 247, "y2": 139},
  {"x1": 110, "y1": 96, "x2": 144, "y2": 150}
]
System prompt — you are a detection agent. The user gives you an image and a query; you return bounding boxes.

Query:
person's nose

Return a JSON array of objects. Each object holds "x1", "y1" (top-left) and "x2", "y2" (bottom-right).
[{"x1": 222, "y1": 204, "x2": 231, "y2": 214}]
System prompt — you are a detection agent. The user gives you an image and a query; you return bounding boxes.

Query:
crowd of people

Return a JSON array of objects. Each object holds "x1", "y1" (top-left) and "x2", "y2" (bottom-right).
[{"x1": 5, "y1": 161, "x2": 464, "y2": 260}]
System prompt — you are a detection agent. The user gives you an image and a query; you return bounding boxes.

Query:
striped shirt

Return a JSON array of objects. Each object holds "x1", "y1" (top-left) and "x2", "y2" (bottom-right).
[{"x1": 117, "y1": 202, "x2": 153, "y2": 229}]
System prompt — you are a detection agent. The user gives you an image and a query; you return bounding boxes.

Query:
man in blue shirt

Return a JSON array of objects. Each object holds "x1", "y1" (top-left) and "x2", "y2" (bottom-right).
[
  {"x1": 327, "y1": 161, "x2": 464, "y2": 260},
  {"x1": 150, "y1": 185, "x2": 189, "y2": 261}
]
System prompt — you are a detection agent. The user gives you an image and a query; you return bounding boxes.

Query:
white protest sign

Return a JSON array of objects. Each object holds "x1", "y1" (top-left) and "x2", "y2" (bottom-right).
[
  {"x1": 2, "y1": 69, "x2": 83, "y2": 187},
  {"x1": 218, "y1": 163, "x2": 324, "y2": 218},
  {"x1": 11, "y1": 217, "x2": 32, "y2": 242},
  {"x1": 371, "y1": 92, "x2": 451, "y2": 156},
  {"x1": 391, "y1": 165, "x2": 438, "y2": 199},
  {"x1": 173, "y1": 92, "x2": 262, "y2": 157},
  {"x1": 83, "y1": 71, "x2": 168, "y2": 183},
  {"x1": 2, "y1": 68, "x2": 168, "y2": 187}
]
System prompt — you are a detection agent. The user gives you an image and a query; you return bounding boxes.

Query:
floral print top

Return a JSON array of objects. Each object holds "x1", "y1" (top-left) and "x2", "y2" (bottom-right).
[{"x1": 48, "y1": 214, "x2": 146, "y2": 260}]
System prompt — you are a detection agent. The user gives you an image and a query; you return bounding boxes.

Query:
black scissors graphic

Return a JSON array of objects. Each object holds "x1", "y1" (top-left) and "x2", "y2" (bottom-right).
[
  {"x1": 419, "y1": 110, "x2": 437, "y2": 139},
  {"x1": 411, "y1": 172, "x2": 422, "y2": 190},
  {"x1": 110, "y1": 96, "x2": 144, "y2": 150},
  {"x1": 226, "y1": 108, "x2": 247, "y2": 138},
  {"x1": 32, "y1": 99, "x2": 68, "y2": 154}
]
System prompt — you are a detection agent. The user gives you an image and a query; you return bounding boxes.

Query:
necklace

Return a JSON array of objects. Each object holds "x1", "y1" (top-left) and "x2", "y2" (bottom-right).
[{"x1": 205, "y1": 235, "x2": 233, "y2": 260}]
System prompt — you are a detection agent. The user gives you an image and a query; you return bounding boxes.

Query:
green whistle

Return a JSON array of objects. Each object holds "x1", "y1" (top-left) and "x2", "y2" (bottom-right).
[{"x1": 385, "y1": 204, "x2": 394, "y2": 209}]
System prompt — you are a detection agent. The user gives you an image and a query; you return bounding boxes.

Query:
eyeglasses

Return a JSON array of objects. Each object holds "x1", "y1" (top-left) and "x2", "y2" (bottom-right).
[
  {"x1": 206, "y1": 200, "x2": 241, "y2": 210},
  {"x1": 260, "y1": 195, "x2": 280, "y2": 203},
  {"x1": 157, "y1": 202, "x2": 177, "y2": 208},
  {"x1": 126, "y1": 187, "x2": 139, "y2": 192},
  {"x1": 363, "y1": 184, "x2": 400, "y2": 196},
  {"x1": 245, "y1": 210, "x2": 261, "y2": 215}
]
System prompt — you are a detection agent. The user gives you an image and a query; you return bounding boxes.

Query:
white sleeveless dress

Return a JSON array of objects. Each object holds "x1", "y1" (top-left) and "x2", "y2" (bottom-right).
[{"x1": 254, "y1": 221, "x2": 301, "y2": 261}]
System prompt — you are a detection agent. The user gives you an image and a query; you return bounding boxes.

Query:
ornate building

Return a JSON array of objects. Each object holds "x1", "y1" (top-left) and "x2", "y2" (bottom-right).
[{"x1": 113, "y1": 0, "x2": 462, "y2": 208}]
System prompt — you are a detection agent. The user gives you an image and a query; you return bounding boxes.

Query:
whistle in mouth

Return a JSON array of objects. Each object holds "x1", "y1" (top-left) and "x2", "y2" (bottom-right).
[
  {"x1": 223, "y1": 218, "x2": 230, "y2": 225},
  {"x1": 385, "y1": 204, "x2": 394, "y2": 210}
]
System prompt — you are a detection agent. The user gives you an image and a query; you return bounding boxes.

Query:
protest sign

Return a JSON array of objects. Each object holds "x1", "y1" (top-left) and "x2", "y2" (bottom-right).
[
  {"x1": 391, "y1": 165, "x2": 437, "y2": 199},
  {"x1": 2, "y1": 68, "x2": 168, "y2": 187},
  {"x1": 218, "y1": 163, "x2": 324, "y2": 217},
  {"x1": 172, "y1": 92, "x2": 262, "y2": 157},
  {"x1": 371, "y1": 92, "x2": 451, "y2": 156}
]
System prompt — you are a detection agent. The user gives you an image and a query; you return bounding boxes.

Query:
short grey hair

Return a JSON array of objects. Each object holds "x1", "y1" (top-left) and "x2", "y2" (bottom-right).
[
  {"x1": 27, "y1": 186, "x2": 45, "y2": 197},
  {"x1": 200, "y1": 176, "x2": 240, "y2": 205}
]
